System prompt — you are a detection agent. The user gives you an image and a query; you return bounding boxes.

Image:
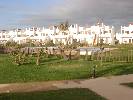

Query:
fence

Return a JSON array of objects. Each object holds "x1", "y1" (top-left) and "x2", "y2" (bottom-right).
[{"x1": 91, "y1": 49, "x2": 133, "y2": 63}]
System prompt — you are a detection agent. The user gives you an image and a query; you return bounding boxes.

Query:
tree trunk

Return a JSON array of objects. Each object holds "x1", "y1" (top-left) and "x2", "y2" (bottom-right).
[
  {"x1": 85, "y1": 49, "x2": 88, "y2": 60},
  {"x1": 59, "y1": 47, "x2": 67, "y2": 60},
  {"x1": 36, "y1": 54, "x2": 40, "y2": 66},
  {"x1": 36, "y1": 49, "x2": 40, "y2": 66},
  {"x1": 68, "y1": 50, "x2": 72, "y2": 60}
]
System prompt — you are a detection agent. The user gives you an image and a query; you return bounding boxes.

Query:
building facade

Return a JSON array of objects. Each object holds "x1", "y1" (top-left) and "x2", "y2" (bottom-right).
[
  {"x1": 116, "y1": 23, "x2": 133, "y2": 44},
  {"x1": 0, "y1": 23, "x2": 118, "y2": 46}
]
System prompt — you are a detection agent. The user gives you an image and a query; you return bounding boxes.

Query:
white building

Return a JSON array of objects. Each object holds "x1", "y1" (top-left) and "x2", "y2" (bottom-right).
[
  {"x1": 0, "y1": 30, "x2": 10, "y2": 44},
  {"x1": 90, "y1": 23, "x2": 115, "y2": 45},
  {"x1": 0, "y1": 23, "x2": 115, "y2": 46},
  {"x1": 116, "y1": 23, "x2": 133, "y2": 44}
]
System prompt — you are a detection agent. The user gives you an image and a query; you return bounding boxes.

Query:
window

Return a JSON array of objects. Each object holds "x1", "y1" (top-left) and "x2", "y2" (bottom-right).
[
  {"x1": 2, "y1": 35, "x2": 5, "y2": 38},
  {"x1": 125, "y1": 31, "x2": 129, "y2": 34},
  {"x1": 35, "y1": 34, "x2": 38, "y2": 36},
  {"x1": 17, "y1": 35, "x2": 21, "y2": 37},
  {"x1": 122, "y1": 30, "x2": 124, "y2": 34},
  {"x1": 72, "y1": 25, "x2": 74, "y2": 28},
  {"x1": 129, "y1": 39, "x2": 131, "y2": 43},
  {"x1": 104, "y1": 31, "x2": 108, "y2": 34}
]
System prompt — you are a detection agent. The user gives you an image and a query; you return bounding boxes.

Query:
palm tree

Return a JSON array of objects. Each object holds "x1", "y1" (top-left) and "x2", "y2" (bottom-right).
[{"x1": 58, "y1": 21, "x2": 69, "y2": 35}]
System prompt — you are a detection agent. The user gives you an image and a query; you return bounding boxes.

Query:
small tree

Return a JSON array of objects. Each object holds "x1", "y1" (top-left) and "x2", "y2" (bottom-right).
[
  {"x1": 63, "y1": 39, "x2": 80, "y2": 60},
  {"x1": 35, "y1": 48, "x2": 44, "y2": 66},
  {"x1": 45, "y1": 40, "x2": 55, "y2": 47},
  {"x1": 6, "y1": 41, "x2": 28, "y2": 66},
  {"x1": 10, "y1": 44, "x2": 25, "y2": 65}
]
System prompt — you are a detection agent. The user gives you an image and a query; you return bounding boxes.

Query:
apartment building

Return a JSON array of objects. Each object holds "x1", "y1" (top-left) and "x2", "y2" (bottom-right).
[
  {"x1": 116, "y1": 23, "x2": 133, "y2": 44},
  {"x1": 0, "y1": 23, "x2": 115, "y2": 46}
]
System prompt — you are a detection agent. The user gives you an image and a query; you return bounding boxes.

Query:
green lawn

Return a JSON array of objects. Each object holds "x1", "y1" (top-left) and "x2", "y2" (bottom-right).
[
  {"x1": 0, "y1": 53, "x2": 133, "y2": 84},
  {"x1": 121, "y1": 82, "x2": 133, "y2": 88},
  {"x1": 0, "y1": 88, "x2": 106, "y2": 100},
  {"x1": 0, "y1": 54, "x2": 133, "y2": 83}
]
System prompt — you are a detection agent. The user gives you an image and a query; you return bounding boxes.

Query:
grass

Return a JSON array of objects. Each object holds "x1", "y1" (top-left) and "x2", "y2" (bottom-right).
[
  {"x1": 0, "y1": 88, "x2": 106, "y2": 100},
  {"x1": 121, "y1": 82, "x2": 133, "y2": 88},
  {"x1": 0, "y1": 53, "x2": 133, "y2": 84}
]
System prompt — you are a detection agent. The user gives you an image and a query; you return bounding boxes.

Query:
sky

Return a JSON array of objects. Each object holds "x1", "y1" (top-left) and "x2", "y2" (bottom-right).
[{"x1": 0, "y1": 0, "x2": 133, "y2": 30}]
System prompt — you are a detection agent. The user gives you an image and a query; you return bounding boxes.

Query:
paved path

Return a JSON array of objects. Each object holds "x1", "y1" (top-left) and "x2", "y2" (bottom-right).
[
  {"x1": 0, "y1": 74, "x2": 133, "y2": 100},
  {"x1": 54, "y1": 74, "x2": 133, "y2": 100}
]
